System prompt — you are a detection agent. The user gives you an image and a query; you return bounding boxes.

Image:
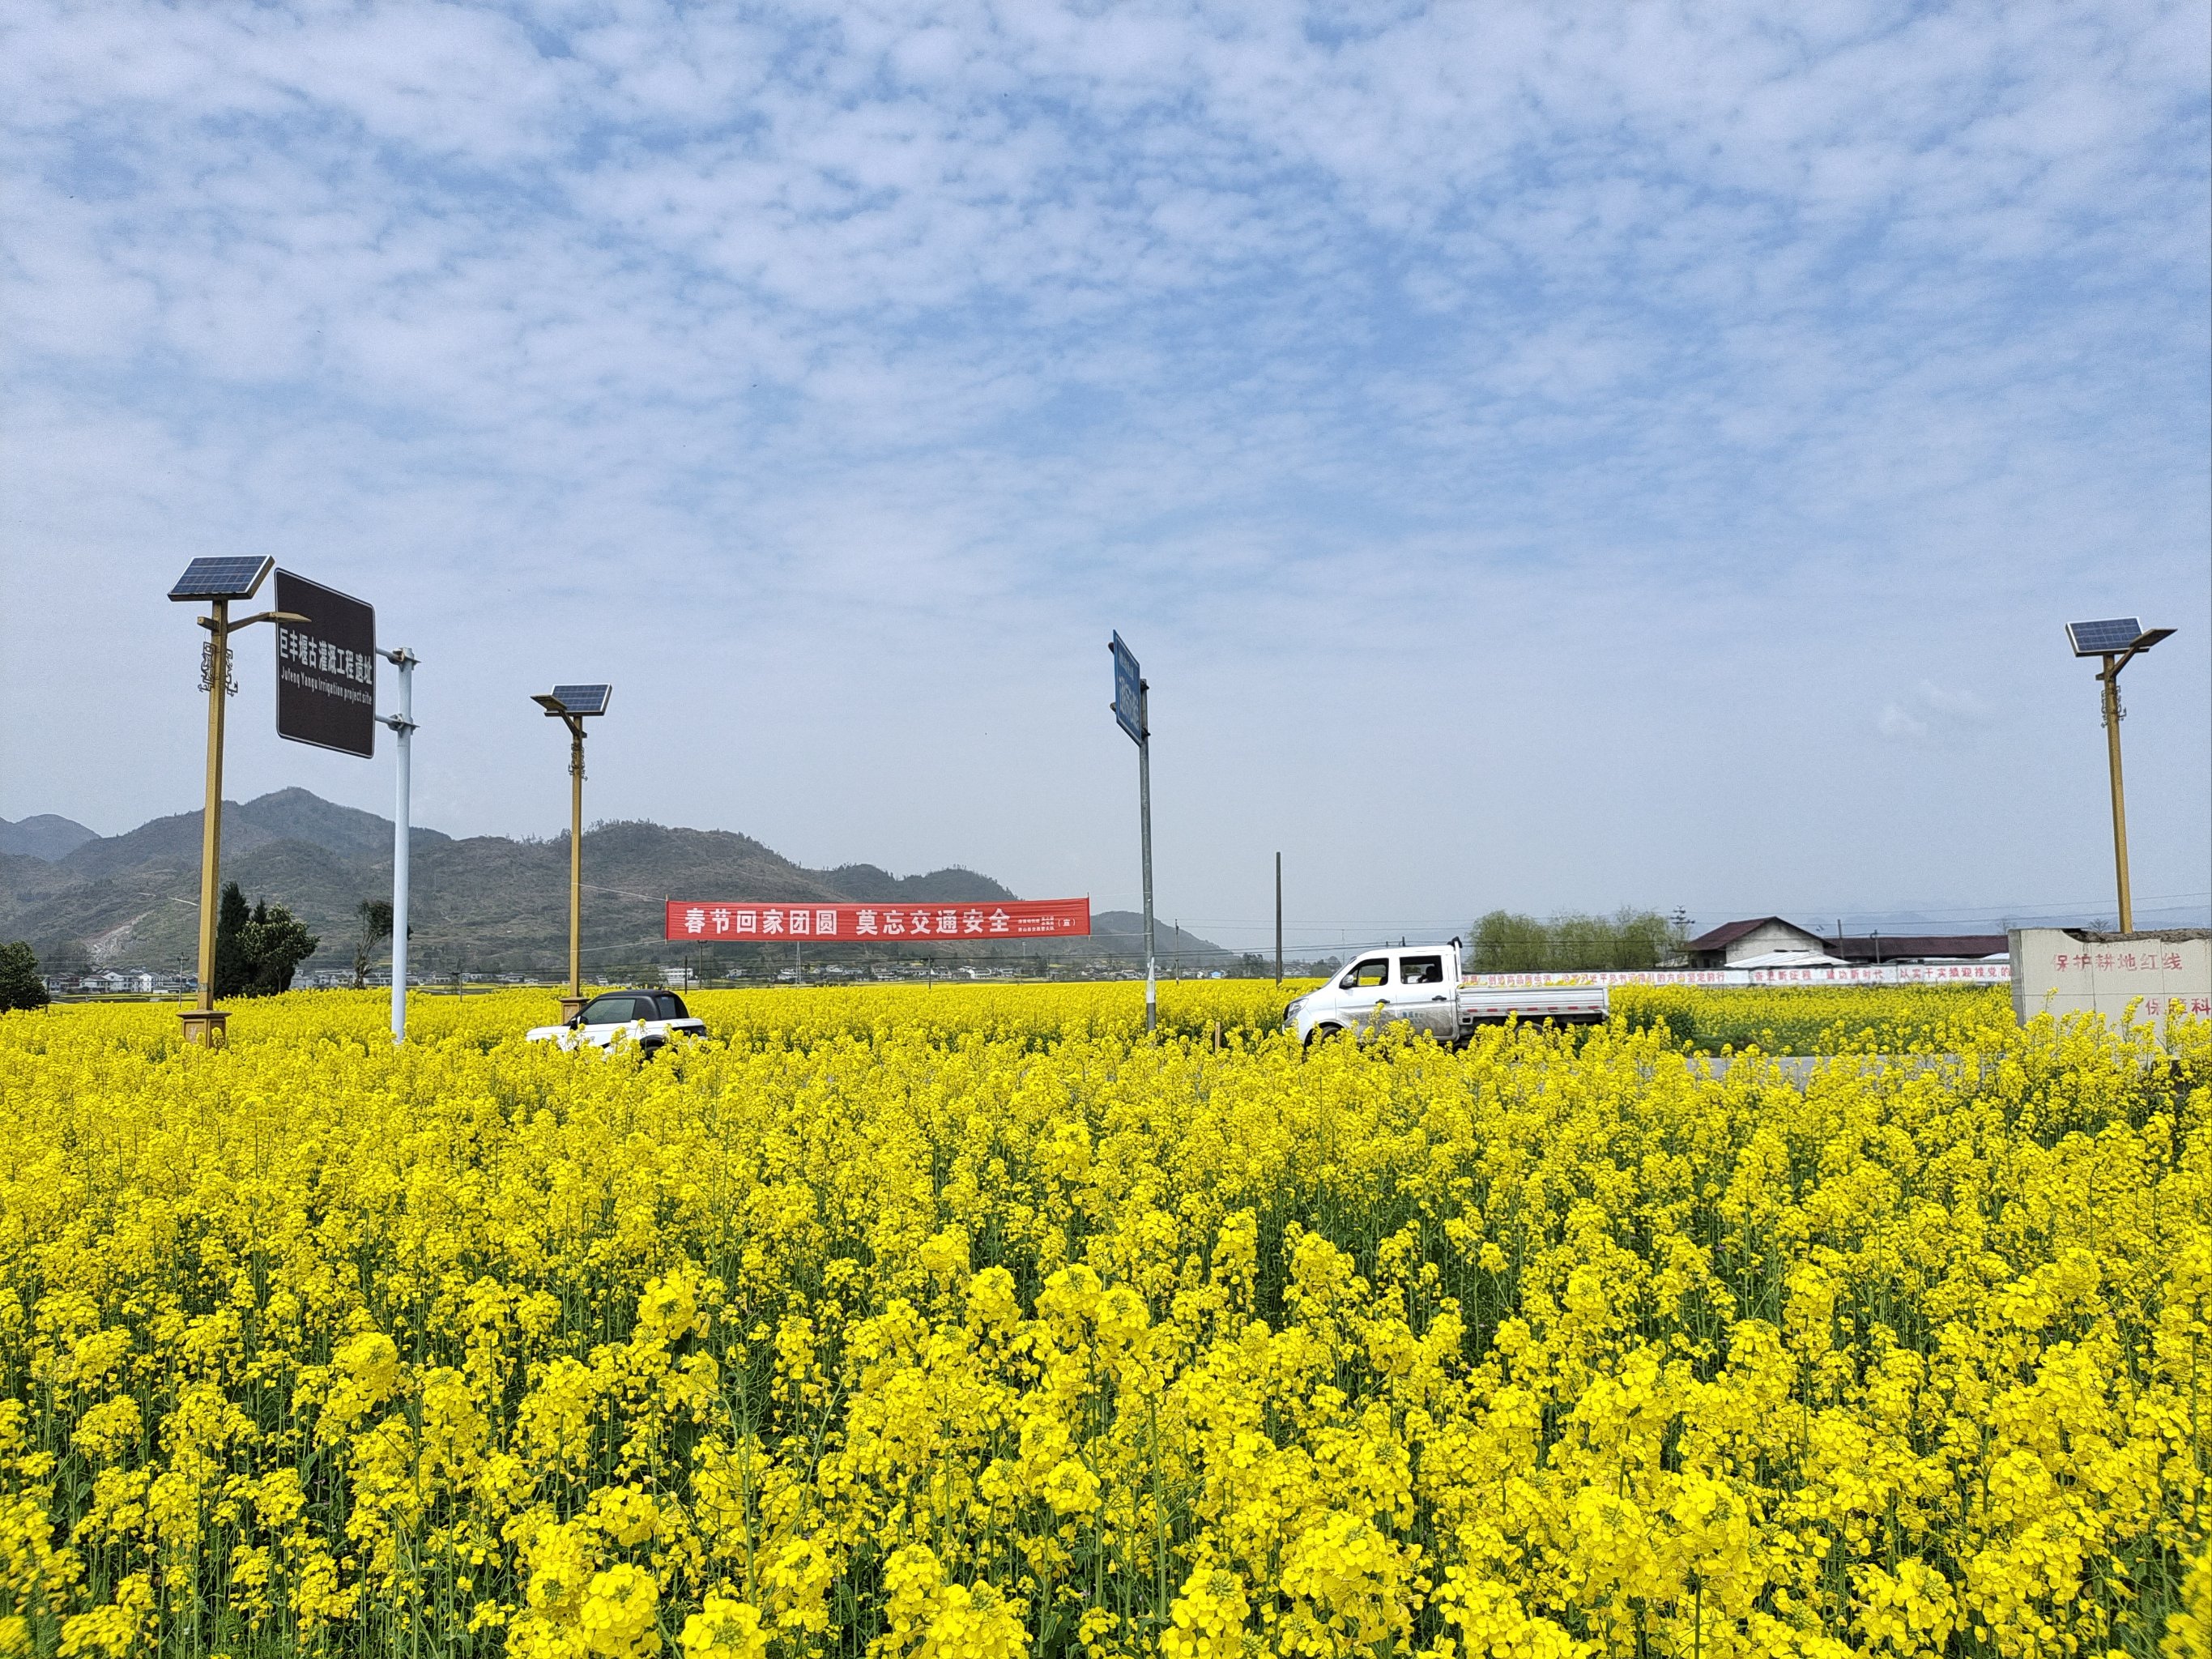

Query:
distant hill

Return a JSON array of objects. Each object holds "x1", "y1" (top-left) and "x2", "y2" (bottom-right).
[
  {"x1": 1093, "y1": 911, "x2": 1220, "y2": 959},
  {"x1": 0, "y1": 789, "x2": 1217, "y2": 978},
  {"x1": 57, "y1": 787, "x2": 450, "y2": 880},
  {"x1": 0, "y1": 814, "x2": 96, "y2": 860}
]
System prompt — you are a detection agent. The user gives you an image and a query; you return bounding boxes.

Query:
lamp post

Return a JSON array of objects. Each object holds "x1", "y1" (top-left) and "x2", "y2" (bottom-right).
[
  {"x1": 533, "y1": 684, "x2": 612, "y2": 1019},
  {"x1": 167, "y1": 557, "x2": 305, "y2": 1045},
  {"x1": 382, "y1": 647, "x2": 418, "y2": 1042},
  {"x1": 2065, "y1": 620, "x2": 2176, "y2": 933}
]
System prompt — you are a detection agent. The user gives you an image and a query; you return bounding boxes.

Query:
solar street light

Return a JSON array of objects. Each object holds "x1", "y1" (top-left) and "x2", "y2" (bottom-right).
[
  {"x1": 2065, "y1": 617, "x2": 2176, "y2": 932},
  {"x1": 536, "y1": 684, "x2": 613, "y2": 1013},
  {"x1": 168, "y1": 555, "x2": 275, "y2": 602},
  {"x1": 168, "y1": 558, "x2": 308, "y2": 1045}
]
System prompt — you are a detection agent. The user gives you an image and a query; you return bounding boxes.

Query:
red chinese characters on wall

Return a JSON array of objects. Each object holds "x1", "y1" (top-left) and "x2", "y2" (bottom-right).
[
  {"x1": 2053, "y1": 951, "x2": 2195, "y2": 975},
  {"x1": 665, "y1": 898, "x2": 1091, "y2": 942}
]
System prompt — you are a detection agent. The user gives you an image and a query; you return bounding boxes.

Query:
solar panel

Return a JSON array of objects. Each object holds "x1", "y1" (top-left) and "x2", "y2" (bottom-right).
[
  {"x1": 2065, "y1": 618, "x2": 2143, "y2": 656},
  {"x1": 168, "y1": 556, "x2": 273, "y2": 601},
  {"x1": 547, "y1": 684, "x2": 612, "y2": 716}
]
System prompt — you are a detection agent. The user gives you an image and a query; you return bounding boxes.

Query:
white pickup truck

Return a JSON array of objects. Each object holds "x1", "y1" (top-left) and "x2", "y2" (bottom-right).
[
  {"x1": 526, "y1": 989, "x2": 707, "y2": 1054},
  {"x1": 1282, "y1": 941, "x2": 1608, "y2": 1044}
]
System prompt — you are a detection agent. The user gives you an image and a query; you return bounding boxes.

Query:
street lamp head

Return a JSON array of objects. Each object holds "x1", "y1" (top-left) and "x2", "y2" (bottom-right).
[
  {"x1": 2065, "y1": 618, "x2": 2173, "y2": 658},
  {"x1": 535, "y1": 684, "x2": 612, "y2": 718},
  {"x1": 168, "y1": 556, "x2": 274, "y2": 602}
]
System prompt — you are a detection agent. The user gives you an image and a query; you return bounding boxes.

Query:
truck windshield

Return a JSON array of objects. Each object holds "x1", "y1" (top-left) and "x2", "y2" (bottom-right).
[{"x1": 1342, "y1": 958, "x2": 1389, "y2": 989}]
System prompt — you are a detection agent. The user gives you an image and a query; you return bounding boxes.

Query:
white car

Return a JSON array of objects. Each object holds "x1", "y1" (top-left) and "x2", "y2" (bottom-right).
[{"x1": 526, "y1": 989, "x2": 707, "y2": 1054}]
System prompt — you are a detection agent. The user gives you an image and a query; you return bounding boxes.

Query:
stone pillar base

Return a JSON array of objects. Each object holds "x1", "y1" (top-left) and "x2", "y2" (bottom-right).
[
  {"x1": 559, "y1": 995, "x2": 590, "y2": 1022},
  {"x1": 180, "y1": 1009, "x2": 228, "y2": 1047}
]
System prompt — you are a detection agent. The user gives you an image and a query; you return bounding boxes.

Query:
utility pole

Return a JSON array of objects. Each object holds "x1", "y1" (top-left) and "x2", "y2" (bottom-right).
[
  {"x1": 1275, "y1": 851, "x2": 1283, "y2": 983},
  {"x1": 382, "y1": 646, "x2": 417, "y2": 1042}
]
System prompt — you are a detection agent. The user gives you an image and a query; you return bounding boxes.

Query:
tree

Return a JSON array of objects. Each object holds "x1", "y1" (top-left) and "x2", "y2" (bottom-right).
[
  {"x1": 213, "y1": 881, "x2": 252, "y2": 997},
  {"x1": 0, "y1": 941, "x2": 49, "y2": 1012},
  {"x1": 240, "y1": 902, "x2": 319, "y2": 996},
  {"x1": 1469, "y1": 910, "x2": 1553, "y2": 972},
  {"x1": 353, "y1": 898, "x2": 394, "y2": 990},
  {"x1": 1468, "y1": 907, "x2": 1688, "y2": 972}
]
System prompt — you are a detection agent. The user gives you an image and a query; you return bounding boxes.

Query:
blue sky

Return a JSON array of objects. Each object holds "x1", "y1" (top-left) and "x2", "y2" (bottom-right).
[{"x1": 4, "y1": 0, "x2": 2207, "y2": 949}]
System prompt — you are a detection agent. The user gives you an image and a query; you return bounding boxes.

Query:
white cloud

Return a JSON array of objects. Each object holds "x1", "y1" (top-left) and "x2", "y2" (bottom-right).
[
  {"x1": 1876, "y1": 680, "x2": 1998, "y2": 744},
  {"x1": 2, "y1": 0, "x2": 2206, "y2": 938}
]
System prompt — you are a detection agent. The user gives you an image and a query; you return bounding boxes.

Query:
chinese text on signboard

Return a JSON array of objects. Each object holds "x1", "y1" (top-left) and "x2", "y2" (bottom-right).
[
  {"x1": 665, "y1": 898, "x2": 1091, "y2": 942},
  {"x1": 274, "y1": 570, "x2": 377, "y2": 758}
]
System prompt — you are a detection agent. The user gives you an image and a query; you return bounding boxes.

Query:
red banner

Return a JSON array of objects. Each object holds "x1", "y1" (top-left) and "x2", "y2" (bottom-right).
[{"x1": 666, "y1": 898, "x2": 1090, "y2": 943}]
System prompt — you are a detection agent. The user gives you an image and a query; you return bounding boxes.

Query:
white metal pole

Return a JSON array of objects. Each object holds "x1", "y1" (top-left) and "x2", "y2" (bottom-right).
[
  {"x1": 1139, "y1": 680, "x2": 1155, "y2": 1034},
  {"x1": 384, "y1": 648, "x2": 417, "y2": 1043}
]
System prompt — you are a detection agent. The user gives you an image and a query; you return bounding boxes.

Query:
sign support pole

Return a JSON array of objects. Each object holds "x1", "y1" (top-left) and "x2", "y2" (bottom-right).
[
  {"x1": 381, "y1": 648, "x2": 417, "y2": 1042},
  {"x1": 2100, "y1": 656, "x2": 2133, "y2": 932},
  {"x1": 1140, "y1": 679, "x2": 1155, "y2": 1034},
  {"x1": 184, "y1": 600, "x2": 232, "y2": 1047}
]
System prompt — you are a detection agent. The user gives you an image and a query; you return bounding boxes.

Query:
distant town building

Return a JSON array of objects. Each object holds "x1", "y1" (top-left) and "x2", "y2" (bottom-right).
[
  {"x1": 1686, "y1": 918, "x2": 2009, "y2": 970},
  {"x1": 79, "y1": 970, "x2": 157, "y2": 994},
  {"x1": 1682, "y1": 918, "x2": 1828, "y2": 969},
  {"x1": 1825, "y1": 932, "x2": 2006, "y2": 965}
]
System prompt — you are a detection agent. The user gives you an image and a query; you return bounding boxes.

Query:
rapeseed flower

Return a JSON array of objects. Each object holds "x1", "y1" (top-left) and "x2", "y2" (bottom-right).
[{"x1": 0, "y1": 981, "x2": 2201, "y2": 1655}]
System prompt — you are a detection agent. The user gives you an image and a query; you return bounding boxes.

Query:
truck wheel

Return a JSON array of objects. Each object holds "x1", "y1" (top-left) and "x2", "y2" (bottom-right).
[{"x1": 1307, "y1": 1023, "x2": 1342, "y2": 1046}]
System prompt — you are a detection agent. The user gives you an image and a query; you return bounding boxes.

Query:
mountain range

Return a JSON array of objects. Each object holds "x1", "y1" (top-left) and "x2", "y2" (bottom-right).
[{"x1": 0, "y1": 791, "x2": 1222, "y2": 977}]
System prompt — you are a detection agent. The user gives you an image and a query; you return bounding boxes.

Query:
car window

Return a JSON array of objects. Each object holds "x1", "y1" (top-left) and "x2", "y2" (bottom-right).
[
  {"x1": 582, "y1": 995, "x2": 641, "y2": 1023},
  {"x1": 1341, "y1": 957, "x2": 1390, "y2": 990},
  {"x1": 658, "y1": 992, "x2": 690, "y2": 1019},
  {"x1": 1400, "y1": 955, "x2": 1444, "y2": 985}
]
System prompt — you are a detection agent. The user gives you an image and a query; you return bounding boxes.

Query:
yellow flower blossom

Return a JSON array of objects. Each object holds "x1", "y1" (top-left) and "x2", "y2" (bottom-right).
[{"x1": 0, "y1": 980, "x2": 2200, "y2": 1654}]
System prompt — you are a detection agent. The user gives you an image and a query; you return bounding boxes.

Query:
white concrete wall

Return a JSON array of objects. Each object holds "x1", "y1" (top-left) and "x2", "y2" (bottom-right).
[
  {"x1": 1726, "y1": 920, "x2": 1826, "y2": 964},
  {"x1": 2009, "y1": 928, "x2": 2211, "y2": 1027}
]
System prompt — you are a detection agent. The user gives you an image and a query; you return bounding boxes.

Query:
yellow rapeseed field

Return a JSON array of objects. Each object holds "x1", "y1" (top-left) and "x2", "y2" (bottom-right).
[{"x1": 0, "y1": 983, "x2": 2206, "y2": 1658}]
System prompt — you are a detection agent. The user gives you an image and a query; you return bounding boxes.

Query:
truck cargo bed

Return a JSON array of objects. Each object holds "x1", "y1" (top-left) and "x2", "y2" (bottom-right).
[{"x1": 1458, "y1": 983, "x2": 1609, "y2": 1025}]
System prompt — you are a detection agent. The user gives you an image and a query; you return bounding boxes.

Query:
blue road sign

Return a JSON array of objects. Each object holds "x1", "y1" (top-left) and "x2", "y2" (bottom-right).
[{"x1": 1110, "y1": 632, "x2": 1144, "y2": 744}]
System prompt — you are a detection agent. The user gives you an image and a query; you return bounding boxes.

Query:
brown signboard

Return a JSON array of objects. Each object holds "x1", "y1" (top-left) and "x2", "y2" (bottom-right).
[{"x1": 274, "y1": 570, "x2": 377, "y2": 758}]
